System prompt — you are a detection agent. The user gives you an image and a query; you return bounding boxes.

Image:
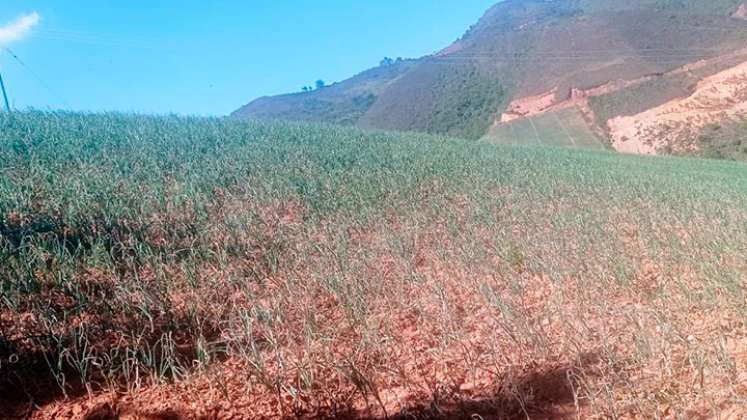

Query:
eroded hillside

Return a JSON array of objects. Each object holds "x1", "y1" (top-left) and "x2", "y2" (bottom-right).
[
  {"x1": 610, "y1": 59, "x2": 747, "y2": 154},
  {"x1": 488, "y1": 45, "x2": 747, "y2": 155},
  {"x1": 236, "y1": 0, "x2": 747, "y2": 154}
]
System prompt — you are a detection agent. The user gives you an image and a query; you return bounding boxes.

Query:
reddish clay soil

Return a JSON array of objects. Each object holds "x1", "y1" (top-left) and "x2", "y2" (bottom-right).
[
  {"x1": 12, "y1": 362, "x2": 583, "y2": 420},
  {"x1": 501, "y1": 88, "x2": 560, "y2": 123},
  {"x1": 8, "y1": 255, "x2": 747, "y2": 419},
  {"x1": 496, "y1": 48, "x2": 747, "y2": 154}
]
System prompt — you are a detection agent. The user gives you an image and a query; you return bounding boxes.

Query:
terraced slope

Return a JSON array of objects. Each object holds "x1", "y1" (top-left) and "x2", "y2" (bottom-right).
[{"x1": 484, "y1": 106, "x2": 606, "y2": 150}]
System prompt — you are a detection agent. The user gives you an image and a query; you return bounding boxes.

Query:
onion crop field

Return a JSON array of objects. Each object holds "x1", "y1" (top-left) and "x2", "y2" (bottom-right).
[{"x1": 2, "y1": 112, "x2": 747, "y2": 418}]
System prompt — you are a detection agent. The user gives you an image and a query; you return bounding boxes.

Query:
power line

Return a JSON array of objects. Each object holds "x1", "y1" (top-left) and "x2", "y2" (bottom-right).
[
  {"x1": 3, "y1": 47, "x2": 71, "y2": 108},
  {"x1": 428, "y1": 52, "x2": 741, "y2": 61}
]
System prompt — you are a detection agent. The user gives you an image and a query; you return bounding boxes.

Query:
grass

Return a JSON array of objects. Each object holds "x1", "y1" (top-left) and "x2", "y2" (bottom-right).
[
  {"x1": 2, "y1": 111, "x2": 747, "y2": 418},
  {"x1": 423, "y1": 65, "x2": 506, "y2": 139},
  {"x1": 482, "y1": 107, "x2": 607, "y2": 150},
  {"x1": 698, "y1": 120, "x2": 747, "y2": 161},
  {"x1": 359, "y1": 62, "x2": 507, "y2": 139}
]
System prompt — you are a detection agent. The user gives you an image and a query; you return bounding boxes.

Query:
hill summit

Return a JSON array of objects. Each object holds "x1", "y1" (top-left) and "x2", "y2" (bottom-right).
[{"x1": 233, "y1": 0, "x2": 747, "y2": 155}]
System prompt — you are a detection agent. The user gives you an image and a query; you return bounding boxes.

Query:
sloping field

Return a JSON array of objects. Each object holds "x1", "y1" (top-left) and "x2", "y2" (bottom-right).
[
  {"x1": 483, "y1": 107, "x2": 607, "y2": 150},
  {"x1": 2, "y1": 113, "x2": 747, "y2": 419}
]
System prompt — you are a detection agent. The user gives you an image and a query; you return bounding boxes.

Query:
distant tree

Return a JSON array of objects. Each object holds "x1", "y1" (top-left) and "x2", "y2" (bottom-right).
[
  {"x1": 380, "y1": 57, "x2": 394, "y2": 67},
  {"x1": 302, "y1": 86, "x2": 314, "y2": 92},
  {"x1": 315, "y1": 80, "x2": 326, "y2": 89},
  {"x1": 396, "y1": 57, "x2": 403, "y2": 63}
]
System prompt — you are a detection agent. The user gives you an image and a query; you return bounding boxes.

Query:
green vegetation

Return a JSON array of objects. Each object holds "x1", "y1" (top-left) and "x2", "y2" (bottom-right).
[
  {"x1": 483, "y1": 107, "x2": 607, "y2": 150},
  {"x1": 2, "y1": 112, "x2": 747, "y2": 417},
  {"x1": 235, "y1": 92, "x2": 378, "y2": 126},
  {"x1": 233, "y1": 59, "x2": 416, "y2": 126},
  {"x1": 425, "y1": 66, "x2": 506, "y2": 139},
  {"x1": 699, "y1": 120, "x2": 747, "y2": 160},
  {"x1": 286, "y1": 93, "x2": 377, "y2": 125}
]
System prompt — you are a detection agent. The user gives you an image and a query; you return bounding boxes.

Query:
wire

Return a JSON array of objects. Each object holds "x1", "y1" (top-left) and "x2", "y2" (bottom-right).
[
  {"x1": 428, "y1": 51, "x2": 742, "y2": 59},
  {"x1": 3, "y1": 47, "x2": 71, "y2": 108}
]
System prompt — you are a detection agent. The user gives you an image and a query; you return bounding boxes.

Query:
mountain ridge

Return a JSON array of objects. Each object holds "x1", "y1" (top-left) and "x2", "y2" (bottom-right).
[{"x1": 233, "y1": 0, "x2": 747, "y2": 154}]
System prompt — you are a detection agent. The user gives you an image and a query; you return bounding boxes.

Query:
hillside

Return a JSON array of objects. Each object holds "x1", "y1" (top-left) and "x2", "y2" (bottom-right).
[
  {"x1": 699, "y1": 118, "x2": 747, "y2": 160},
  {"x1": 234, "y1": 0, "x2": 747, "y2": 152},
  {"x1": 3, "y1": 112, "x2": 747, "y2": 418},
  {"x1": 234, "y1": 59, "x2": 416, "y2": 126}
]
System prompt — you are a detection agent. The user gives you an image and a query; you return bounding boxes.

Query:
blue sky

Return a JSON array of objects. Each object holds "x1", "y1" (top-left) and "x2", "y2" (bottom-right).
[{"x1": 0, "y1": 1, "x2": 496, "y2": 116}]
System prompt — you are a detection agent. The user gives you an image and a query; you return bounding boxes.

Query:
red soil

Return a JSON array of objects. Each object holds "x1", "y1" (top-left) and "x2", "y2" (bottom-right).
[
  {"x1": 495, "y1": 48, "x2": 747, "y2": 154},
  {"x1": 609, "y1": 58, "x2": 747, "y2": 154}
]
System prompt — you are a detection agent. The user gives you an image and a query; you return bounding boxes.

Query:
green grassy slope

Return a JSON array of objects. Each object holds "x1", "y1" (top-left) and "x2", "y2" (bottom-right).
[
  {"x1": 483, "y1": 107, "x2": 607, "y2": 150},
  {"x1": 357, "y1": 62, "x2": 507, "y2": 138},
  {"x1": 232, "y1": 59, "x2": 416, "y2": 125},
  {"x1": 3, "y1": 112, "x2": 747, "y2": 417}
]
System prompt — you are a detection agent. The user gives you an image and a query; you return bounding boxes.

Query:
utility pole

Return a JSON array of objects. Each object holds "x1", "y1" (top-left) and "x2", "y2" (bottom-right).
[{"x1": 0, "y1": 71, "x2": 10, "y2": 113}]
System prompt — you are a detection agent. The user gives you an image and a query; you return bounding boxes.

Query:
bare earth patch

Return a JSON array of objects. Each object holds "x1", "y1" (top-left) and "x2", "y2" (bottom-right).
[
  {"x1": 501, "y1": 89, "x2": 560, "y2": 123},
  {"x1": 609, "y1": 59, "x2": 747, "y2": 154},
  {"x1": 494, "y1": 48, "x2": 747, "y2": 155}
]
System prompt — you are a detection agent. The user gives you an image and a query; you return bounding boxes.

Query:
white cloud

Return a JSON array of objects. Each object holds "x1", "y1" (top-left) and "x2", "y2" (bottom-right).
[{"x1": 0, "y1": 12, "x2": 40, "y2": 47}]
